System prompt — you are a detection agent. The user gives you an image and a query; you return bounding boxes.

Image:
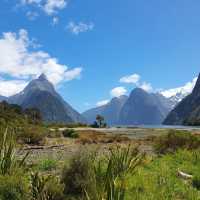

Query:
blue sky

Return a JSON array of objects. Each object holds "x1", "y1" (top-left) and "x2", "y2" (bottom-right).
[{"x1": 0, "y1": 0, "x2": 200, "y2": 112}]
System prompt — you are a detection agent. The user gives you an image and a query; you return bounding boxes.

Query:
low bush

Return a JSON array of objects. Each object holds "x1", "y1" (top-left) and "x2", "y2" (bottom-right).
[
  {"x1": 45, "y1": 176, "x2": 65, "y2": 200},
  {"x1": 62, "y1": 129, "x2": 79, "y2": 138},
  {"x1": 17, "y1": 126, "x2": 47, "y2": 145},
  {"x1": 0, "y1": 173, "x2": 29, "y2": 200},
  {"x1": 47, "y1": 129, "x2": 62, "y2": 138},
  {"x1": 30, "y1": 172, "x2": 64, "y2": 200},
  {"x1": 154, "y1": 130, "x2": 200, "y2": 154},
  {"x1": 61, "y1": 150, "x2": 96, "y2": 198}
]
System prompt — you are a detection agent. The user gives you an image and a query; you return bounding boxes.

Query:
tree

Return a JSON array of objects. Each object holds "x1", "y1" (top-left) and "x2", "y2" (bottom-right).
[
  {"x1": 96, "y1": 115, "x2": 105, "y2": 128},
  {"x1": 24, "y1": 108, "x2": 42, "y2": 125}
]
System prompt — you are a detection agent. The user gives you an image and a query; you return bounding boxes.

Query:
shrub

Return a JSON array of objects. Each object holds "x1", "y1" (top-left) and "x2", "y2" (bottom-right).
[
  {"x1": 61, "y1": 150, "x2": 96, "y2": 198},
  {"x1": 47, "y1": 129, "x2": 62, "y2": 138},
  {"x1": 154, "y1": 130, "x2": 200, "y2": 154},
  {"x1": 30, "y1": 172, "x2": 64, "y2": 200},
  {"x1": 18, "y1": 126, "x2": 47, "y2": 145},
  {"x1": 38, "y1": 158, "x2": 57, "y2": 171},
  {"x1": 45, "y1": 176, "x2": 65, "y2": 200},
  {"x1": 62, "y1": 129, "x2": 79, "y2": 138},
  {"x1": 0, "y1": 173, "x2": 29, "y2": 200}
]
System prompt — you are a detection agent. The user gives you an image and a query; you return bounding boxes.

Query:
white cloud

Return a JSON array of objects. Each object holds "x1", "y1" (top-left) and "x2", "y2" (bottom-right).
[
  {"x1": 67, "y1": 21, "x2": 94, "y2": 35},
  {"x1": 96, "y1": 99, "x2": 109, "y2": 107},
  {"x1": 110, "y1": 87, "x2": 127, "y2": 97},
  {"x1": 52, "y1": 16, "x2": 59, "y2": 25},
  {"x1": 0, "y1": 79, "x2": 28, "y2": 97},
  {"x1": 21, "y1": 0, "x2": 42, "y2": 4},
  {"x1": 43, "y1": 0, "x2": 67, "y2": 15},
  {"x1": 139, "y1": 82, "x2": 153, "y2": 92},
  {"x1": 161, "y1": 77, "x2": 197, "y2": 98},
  {"x1": 120, "y1": 73, "x2": 140, "y2": 84},
  {"x1": 0, "y1": 29, "x2": 82, "y2": 96},
  {"x1": 20, "y1": 0, "x2": 67, "y2": 16},
  {"x1": 119, "y1": 73, "x2": 152, "y2": 92},
  {"x1": 64, "y1": 68, "x2": 82, "y2": 81},
  {"x1": 26, "y1": 11, "x2": 39, "y2": 20}
]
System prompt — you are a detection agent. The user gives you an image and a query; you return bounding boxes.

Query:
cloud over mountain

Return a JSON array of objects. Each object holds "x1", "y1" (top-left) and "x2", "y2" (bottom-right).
[
  {"x1": 161, "y1": 77, "x2": 197, "y2": 98},
  {"x1": 96, "y1": 100, "x2": 109, "y2": 106},
  {"x1": 120, "y1": 73, "x2": 140, "y2": 84},
  {"x1": 0, "y1": 29, "x2": 82, "y2": 96},
  {"x1": 110, "y1": 87, "x2": 127, "y2": 97}
]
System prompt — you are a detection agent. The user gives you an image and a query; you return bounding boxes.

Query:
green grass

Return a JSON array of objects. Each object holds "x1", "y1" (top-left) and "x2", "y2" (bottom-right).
[
  {"x1": 38, "y1": 158, "x2": 57, "y2": 171},
  {"x1": 127, "y1": 150, "x2": 200, "y2": 200},
  {"x1": 1, "y1": 125, "x2": 200, "y2": 199}
]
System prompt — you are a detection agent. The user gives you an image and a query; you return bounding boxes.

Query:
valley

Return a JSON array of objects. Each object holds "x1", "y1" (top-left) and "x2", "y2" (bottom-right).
[{"x1": 0, "y1": 73, "x2": 200, "y2": 199}]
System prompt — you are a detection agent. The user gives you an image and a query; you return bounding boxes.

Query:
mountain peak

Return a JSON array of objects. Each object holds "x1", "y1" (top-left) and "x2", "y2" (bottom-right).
[{"x1": 38, "y1": 73, "x2": 48, "y2": 81}]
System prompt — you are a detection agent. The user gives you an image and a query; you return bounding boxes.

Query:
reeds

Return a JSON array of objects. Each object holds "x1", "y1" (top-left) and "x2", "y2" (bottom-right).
[
  {"x1": 86, "y1": 145, "x2": 144, "y2": 200},
  {"x1": 0, "y1": 127, "x2": 28, "y2": 175}
]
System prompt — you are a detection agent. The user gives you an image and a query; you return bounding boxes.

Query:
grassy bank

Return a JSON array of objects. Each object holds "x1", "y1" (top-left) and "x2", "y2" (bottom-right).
[{"x1": 0, "y1": 127, "x2": 200, "y2": 199}]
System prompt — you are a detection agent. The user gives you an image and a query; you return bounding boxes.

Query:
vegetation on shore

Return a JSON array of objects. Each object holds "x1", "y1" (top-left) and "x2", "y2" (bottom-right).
[
  {"x1": 0, "y1": 125, "x2": 200, "y2": 199},
  {"x1": 1, "y1": 101, "x2": 200, "y2": 199}
]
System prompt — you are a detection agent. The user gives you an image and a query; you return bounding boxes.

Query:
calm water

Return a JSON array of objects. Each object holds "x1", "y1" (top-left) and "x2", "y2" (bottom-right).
[{"x1": 115, "y1": 125, "x2": 200, "y2": 130}]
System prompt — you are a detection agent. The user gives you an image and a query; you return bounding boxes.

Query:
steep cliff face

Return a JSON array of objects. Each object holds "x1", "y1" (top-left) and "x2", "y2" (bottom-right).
[{"x1": 164, "y1": 74, "x2": 200, "y2": 125}]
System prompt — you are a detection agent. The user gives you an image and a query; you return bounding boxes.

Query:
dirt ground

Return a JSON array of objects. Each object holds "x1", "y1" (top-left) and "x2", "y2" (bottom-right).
[{"x1": 17, "y1": 128, "x2": 163, "y2": 164}]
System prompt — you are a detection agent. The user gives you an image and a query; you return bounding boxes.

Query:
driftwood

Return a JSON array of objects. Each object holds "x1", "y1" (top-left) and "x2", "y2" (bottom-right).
[
  {"x1": 23, "y1": 144, "x2": 65, "y2": 151},
  {"x1": 178, "y1": 170, "x2": 193, "y2": 179}
]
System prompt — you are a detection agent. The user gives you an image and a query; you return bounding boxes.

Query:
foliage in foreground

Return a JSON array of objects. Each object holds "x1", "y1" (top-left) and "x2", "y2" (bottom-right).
[
  {"x1": 61, "y1": 146, "x2": 144, "y2": 200},
  {"x1": 30, "y1": 172, "x2": 64, "y2": 200},
  {"x1": 1, "y1": 125, "x2": 200, "y2": 199},
  {"x1": 0, "y1": 128, "x2": 29, "y2": 175},
  {"x1": 61, "y1": 149, "x2": 97, "y2": 198},
  {"x1": 88, "y1": 146, "x2": 144, "y2": 200}
]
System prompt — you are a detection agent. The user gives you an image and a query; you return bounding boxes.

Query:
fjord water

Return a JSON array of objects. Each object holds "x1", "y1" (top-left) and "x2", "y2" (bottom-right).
[{"x1": 117, "y1": 125, "x2": 200, "y2": 130}]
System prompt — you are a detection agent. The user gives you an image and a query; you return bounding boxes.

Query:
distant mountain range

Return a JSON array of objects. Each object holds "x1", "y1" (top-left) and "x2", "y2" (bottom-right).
[
  {"x1": 82, "y1": 95, "x2": 128, "y2": 125},
  {"x1": 164, "y1": 73, "x2": 200, "y2": 125},
  {"x1": 1, "y1": 73, "x2": 199, "y2": 126},
  {"x1": 0, "y1": 95, "x2": 7, "y2": 102},
  {"x1": 3, "y1": 74, "x2": 85, "y2": 124},
  {"x1": 83, "y1": 88, "x2": 176, "y2": 126}
]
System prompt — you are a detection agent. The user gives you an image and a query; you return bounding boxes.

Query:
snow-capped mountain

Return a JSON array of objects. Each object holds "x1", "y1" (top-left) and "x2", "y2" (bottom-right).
[
  {"x1": 167, "y1": 92, "x2": 190, "y2": 107},
  {"x1": 160, "y1": 77, "x2": 197, "y2": 108}
]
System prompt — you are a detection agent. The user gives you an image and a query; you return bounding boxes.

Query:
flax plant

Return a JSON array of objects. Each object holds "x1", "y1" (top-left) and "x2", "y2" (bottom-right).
[
  {"x1": 86, "y1": 145, "x2": 144, "y2": 200},
  {"x1": 0, "y1": 127, "x2": 29, "y2": 175}
]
